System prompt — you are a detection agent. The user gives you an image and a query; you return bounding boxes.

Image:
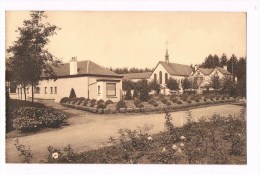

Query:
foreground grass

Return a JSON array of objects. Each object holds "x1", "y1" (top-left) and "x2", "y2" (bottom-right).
[{"x1": 45, "y1": 110, "x2": 246, "y2": 164}]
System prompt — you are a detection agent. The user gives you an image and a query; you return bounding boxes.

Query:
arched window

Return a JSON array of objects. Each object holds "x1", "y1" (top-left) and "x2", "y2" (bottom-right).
[
  {"x1": 154, "y1": 73, "x2": 157, "y2": 81},
  {"x1": 165, "y1": 73, "x2": 168, "y2": 84},
  {"x1": 159, "y1": 71, "x2": 162, "y2": 84},
  {"x1": 214, "y1": 71, "x2": 218, "y2": 77}
]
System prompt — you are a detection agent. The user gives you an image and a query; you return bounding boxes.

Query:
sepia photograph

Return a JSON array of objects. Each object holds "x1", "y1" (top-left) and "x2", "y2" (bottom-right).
[{"x1": 4, "y1": 10, "x2": 248, "y2": 165}]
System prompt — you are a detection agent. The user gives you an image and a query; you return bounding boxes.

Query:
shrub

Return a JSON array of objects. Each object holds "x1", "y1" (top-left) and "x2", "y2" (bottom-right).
[
  {"x1": 187, "y1": 100, "x2": 192, "y2": 103},
  {"x1": 90, "y1": 99, "x2": 96, "y2": 103},
  {"x1": 134, "y1": 99, "x2": 141, "y2": 107},
  {"x1": 177, "y1": 100, "x2": 182, "y2": 104},
  {"x1": 105, "y1": 100, "x2": 113, "y2": 106},
  {"x1": 97, "y1": 99, "x2": 104, "y2": 105},
  {"x1": 71, "y1": 97, "x2": 79, "y2": 104},
  {"x1": 12, "y1": 107, "x2": 67, "y2": 132},
  {"x1": 171, "y1": 98, "x2": 178, "y2": 103},
  {"x1": 148, "y1": 99, "x2": 156, "y2": 105},
  {"x1": 60, "y1": 97, "x2": 69, "y2": 104},
  {"x1": 82, "y1": 99, "x2": 90, "y2": 106},
  {"x1": 137, "y1": 103, "x2": 144, "y2": 108},
  {"x1": 166, "y1": 101, "x2": 172, "y2": 106},
  {"x1": 116, "y1": 100, "x2": 127, "y2": 110},
  {"x1": 90, "y1": 102, "x2": 96, "y2": 107},
  {"x1": 97, "y1": 103, "x2": 106, "y2": 109},
  {"x1": 161, "y1": 98, "x2": 168, "y2": 104},
  {"x1": 69, "y1": 88, "x2": 76, "y2": 98},
  {"x1": 124, "y1": 88, "x2": 132, "y2": 100},
  {"x1": 77, "y1": 97, "x2": 85, "y2": 105},
  {"x1": 195, "y1": 98, "x2": 200, "y2": 102},
  {"x1": 153, "y1": 102, "x2": 159, "y2": 107}
]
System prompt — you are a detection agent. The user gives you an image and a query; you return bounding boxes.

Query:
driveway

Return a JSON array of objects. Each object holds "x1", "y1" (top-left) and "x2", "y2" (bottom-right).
[{"x1": 6, "y1": 103, "x2": 244, "y2": 163}]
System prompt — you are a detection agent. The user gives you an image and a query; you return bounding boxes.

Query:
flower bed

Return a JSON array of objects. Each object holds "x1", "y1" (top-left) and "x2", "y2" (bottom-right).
[
  {"x1": 60, "y1": 96, "x2": 242, "y2": 114},
  {"x1": 12, "y1": 107, "x2": 68, "y2": 132},
  {"x1": 47, "y1": 112, "x2": 246, "y2": 164}
]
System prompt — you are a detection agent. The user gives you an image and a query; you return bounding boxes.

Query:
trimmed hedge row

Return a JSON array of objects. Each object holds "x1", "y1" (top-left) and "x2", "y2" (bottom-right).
[{"x1": 61, "y1": 97, "x2": 238, "y2": 114}]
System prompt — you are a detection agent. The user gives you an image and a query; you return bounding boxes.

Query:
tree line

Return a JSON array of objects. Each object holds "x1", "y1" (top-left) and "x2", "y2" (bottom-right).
[{"x1": 109, "y1": 67, "x2": 153, "y2": 74}]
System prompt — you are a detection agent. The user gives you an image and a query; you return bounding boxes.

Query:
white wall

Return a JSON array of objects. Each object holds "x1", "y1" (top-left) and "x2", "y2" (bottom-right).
[{"x1": 27, "y1": 76, "x2": 122, "y2": 102}]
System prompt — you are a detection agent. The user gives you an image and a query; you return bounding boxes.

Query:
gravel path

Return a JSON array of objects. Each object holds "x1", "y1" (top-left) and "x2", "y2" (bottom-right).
[{"x1": 6, "y1": 103, "x2": 243, "y2": 163}]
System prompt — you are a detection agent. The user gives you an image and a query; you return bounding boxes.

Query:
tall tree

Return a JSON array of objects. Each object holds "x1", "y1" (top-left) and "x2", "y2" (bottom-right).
[
  {"x1": 7, "y1": 11, "x2": 61, "y2": 102},
  {"x1": 220, "y1": 53, "x2": 228, "y2": 67},
  {"x1": 213, "y1": 54, "x2": 220, "y2": 67},
  {"x1": 227, "y1": 54, "x2": 238, "y2": 80},
  {"x1": 221, "y1": 75, "x2": 234, "y2": 96}
]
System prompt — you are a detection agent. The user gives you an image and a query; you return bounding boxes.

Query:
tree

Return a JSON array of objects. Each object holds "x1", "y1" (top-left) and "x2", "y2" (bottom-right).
[
  {"x1": 133, "y1": 87, "x2": 139, "y2": 99},
  {"x1": 191, "y1": 78, "x2": 199, "y2": 90},
  {"x1": 138, "y1": 80, "x2": 150, "y2": 102},
  {"x1": 149, "y1": 79, "x2": 161, "y2": 95},
  {"x1": 124, "y1": 88, "x2": 132, "y2": 100},
  {"x1": 213, "y1": 54, "x2": 220, "y2": 67},
  {"x1": 221, "y1": 75, "x2": 234, "y2": 96},
  {"x1": 220, "y1": 53, "x2": 228, "y2": 67},
  {"x1": 227, "y1": 54, "x2": 238, "y2": 80},
  {"x1": 166, "y1": 77, "x2": 180, "y2": 91},
  {"x1": 182, "y1": 77, "x2": 192, "y2": 92},
  {"x1": 210, "y1": 75, "x2": 221, "y2": 94},
  {"x1": 122, "y1": 79, "x2": 134, "y2": 91},
  {"x1": 69, "y1": 88, "x2": 76, "y2": 98},
  {"x1": 7, "y1": 11, "x2": 61, "y2": 102}
]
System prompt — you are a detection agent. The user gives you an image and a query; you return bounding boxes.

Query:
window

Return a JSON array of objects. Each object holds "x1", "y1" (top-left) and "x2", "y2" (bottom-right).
[
  {"x1": 106, "y1": 83, "x2": 116, "y2": 96},
  {"x1": 44, "y1": 87, "x2": 47, "y2": 94},
  {"x1": 199, "y1": 77, "x2": 204, "y2": 82},
  {"x1": 154, "y1": 74, "x2": 157, "y2": 81},
  {"x1": 98, "y1": 85, "x2": 101, "y2": 94},
  {"x1": 214, "y1": 71, "x2": 218, "y2": 77},
  {"x1": 34, "y1": 87, "x2": 40, "y2": 94},
  {"x1": 50, "y1": 87, "x2": 53, "y2": 94},
  {"x1": 165, "y1": 73, "x2": 168, "y2": 84},
  {"x1": 54, "y1": 87, "x2": 57, "y2": 94},
  {"x1": 159, "y1": 71, "x2": 162, "y2": 84}
]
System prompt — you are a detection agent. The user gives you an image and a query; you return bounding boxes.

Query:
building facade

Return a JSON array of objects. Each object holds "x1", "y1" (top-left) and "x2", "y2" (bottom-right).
[{"x1": 9, "y1": 58, "x2": 123, "y2": 102}]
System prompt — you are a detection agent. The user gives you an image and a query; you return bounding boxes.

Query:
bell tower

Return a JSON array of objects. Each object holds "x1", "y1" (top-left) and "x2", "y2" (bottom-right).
[{"x1": 165, "y1": 41, "x2": 169, "y2": 64}]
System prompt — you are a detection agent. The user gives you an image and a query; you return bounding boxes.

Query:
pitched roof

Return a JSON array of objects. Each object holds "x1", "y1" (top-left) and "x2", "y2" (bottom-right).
[
  {"x1": 192, "y1": 66, "x2": 231, "y2": 76},
  {"x1": 42, "y1": 60, "x2": 122, "y2": 78},
  {"x1": 122, "y1": 72, "x2": 152, "y2": 80},
  {"x1": 159, "y1": 61, "x2": 193, "y2": 76},
  {"x1": 216, "y1": 67, "x2": 231, "y2": 75}
]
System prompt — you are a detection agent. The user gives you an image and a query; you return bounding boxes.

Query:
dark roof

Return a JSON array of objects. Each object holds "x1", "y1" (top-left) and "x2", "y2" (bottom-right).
[
  {"x1": 159, "y1": 61, "x2": 193, "y2": 76},
  {"x1": 42, "y1": 60, "x2": 122, "y2": 78},
  {"x1": 192, "y1": 66, "x2": 231, "y2": 76},
  {"x1": 216, "y1": 67, "x2": 231, "y2": 75},
  {"x1": 122, "y1": 72, "x2": 152, "y2": 80}
]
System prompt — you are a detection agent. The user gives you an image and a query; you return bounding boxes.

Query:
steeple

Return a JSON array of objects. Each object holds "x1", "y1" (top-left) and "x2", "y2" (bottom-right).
[{"x1": 165, "y1": 41, "x2": 169, "y2": 64}]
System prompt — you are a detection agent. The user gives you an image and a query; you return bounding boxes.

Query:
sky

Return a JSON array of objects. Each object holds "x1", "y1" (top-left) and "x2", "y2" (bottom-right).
[{"x1": 5, "y1": 11, "x2": 246, "y2": 69}]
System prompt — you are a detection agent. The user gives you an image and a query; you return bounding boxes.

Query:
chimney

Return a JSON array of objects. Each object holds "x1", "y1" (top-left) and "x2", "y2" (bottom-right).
[
  {"x1": 70, "y1": 57, "x2": 78, "y2": 75},
  {"x1": 223, "y1": 65, "x2": 227, "y2": 71},
  {"x1": 194, "y1": 64, "x2": 198, "y2": 71}
]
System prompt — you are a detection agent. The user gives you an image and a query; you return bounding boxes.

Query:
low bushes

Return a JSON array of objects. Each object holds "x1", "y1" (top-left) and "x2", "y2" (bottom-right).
[
  {"x1": 116, "y1": 100, "x2": 127, "y2": 110},
  {"x1": 59, "y1": 95, "x2": 240, "y2": 114},
  {"x1": 12, "y1": 107, "x2": 68, "y2": 132}
]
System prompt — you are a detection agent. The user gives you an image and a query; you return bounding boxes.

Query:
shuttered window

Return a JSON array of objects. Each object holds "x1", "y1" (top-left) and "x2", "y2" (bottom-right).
[{"x1": 106, "y1": 83, "x2": 116, "y2": 96}]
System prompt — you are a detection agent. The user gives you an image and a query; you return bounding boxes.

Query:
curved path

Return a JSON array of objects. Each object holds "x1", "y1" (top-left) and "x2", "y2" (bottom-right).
[{"x1": 6, "y1": 103, "x2": 243, "y2": 163}]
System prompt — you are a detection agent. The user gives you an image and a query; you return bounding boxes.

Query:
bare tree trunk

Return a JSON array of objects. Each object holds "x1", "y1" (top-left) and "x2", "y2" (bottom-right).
[
  {"x1": 20, "y1": 87, "x2": 23, "y2": 100},
  {"x1": 23, "y1": 85, "x2": 27, "y2": 101},
  {"x1": 31, "y1": 82, "x2": 34, "y2": 103}
]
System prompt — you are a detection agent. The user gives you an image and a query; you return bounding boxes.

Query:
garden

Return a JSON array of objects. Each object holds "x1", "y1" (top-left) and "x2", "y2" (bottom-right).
[
  {"x1": 6, "y1": 99, "x2": 68, "y2": 133},
  {"x1": 60, "y1": 94, "x2": 241, "y2": 114},
  {"x1": 14, "y1": 108, "x2": 247, "y2": 164}
]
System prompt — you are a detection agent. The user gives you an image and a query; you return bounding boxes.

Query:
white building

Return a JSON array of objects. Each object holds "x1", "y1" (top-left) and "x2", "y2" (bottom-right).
[{"x1": 9, "y1": 58, "x2": 123, "y2": 102}]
